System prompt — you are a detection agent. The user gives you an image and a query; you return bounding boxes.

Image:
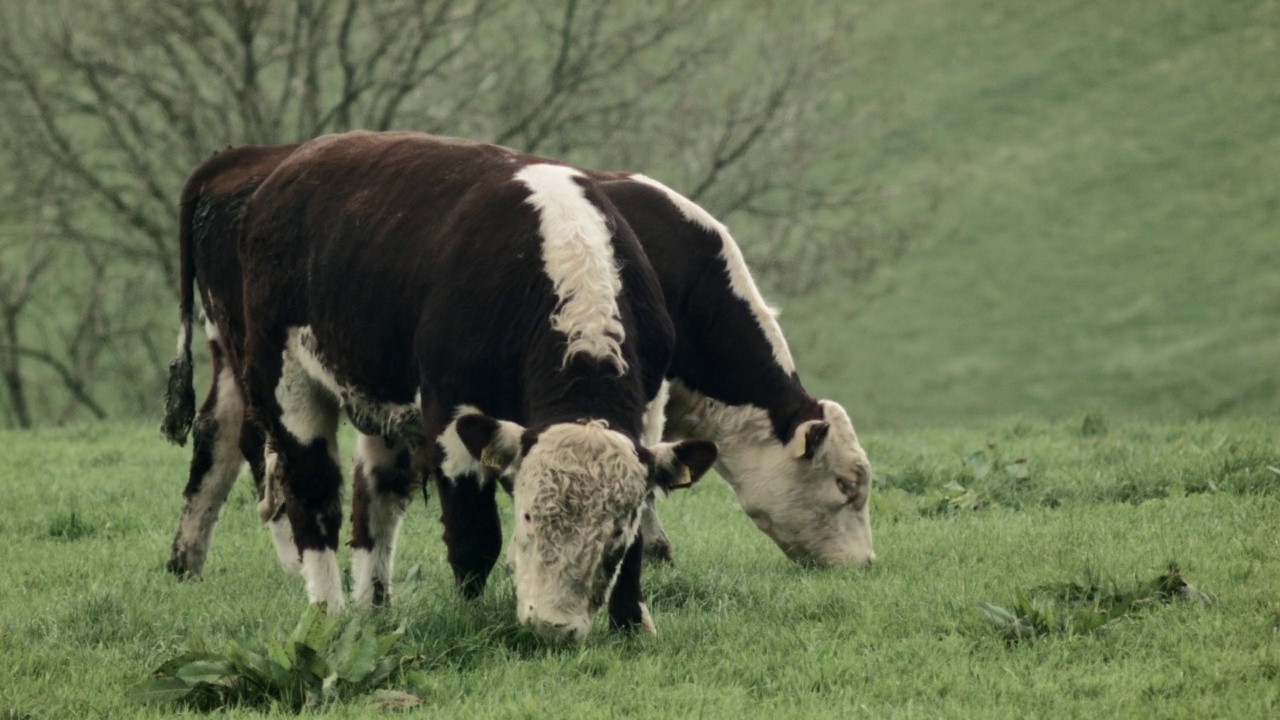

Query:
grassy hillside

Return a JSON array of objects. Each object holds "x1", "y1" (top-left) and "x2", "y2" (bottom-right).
[
  {"x1": 793, "y1": 0, "x2": 1280, "y2": 429},
  {"x1": 2, "y1": 419, "x2": 1279, "y2": 717}
]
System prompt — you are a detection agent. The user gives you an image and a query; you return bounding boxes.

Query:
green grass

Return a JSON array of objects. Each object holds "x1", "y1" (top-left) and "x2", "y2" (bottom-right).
[
  {"x1": 793, "y1": 0, "x2": 1280, "y2": 429},
  {"x1": 2, "y1": 418, "x2": 1279, "y2": 717}
]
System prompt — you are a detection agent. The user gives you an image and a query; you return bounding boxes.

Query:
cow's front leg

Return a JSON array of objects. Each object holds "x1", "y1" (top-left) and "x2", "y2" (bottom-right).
[
  {"x1": 639, "y1": 380, "x2": 674, "y2": 564},
  {"x1": 280, "y1": 432, "x2": 345, "y2": 611},
  {"x1": 350, "y1": 434, "x2": 414, "y2": 608},
  {"x1": 608, "y1": 538, "x2": 656, "y2": 635},
  {"x1": 434, "y1": 472, "x2": 502, "y2": 599},
  {"x1": 241, "y1": 420, "x2": 301, "y2": 574},
  {"x1": 167, "y1": 352, "x2": 245, "y2": 578}
]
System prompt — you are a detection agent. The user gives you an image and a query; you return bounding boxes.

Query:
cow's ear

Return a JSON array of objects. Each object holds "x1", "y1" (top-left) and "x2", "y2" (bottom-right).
[
  {"x1": 648, "y1": 439, "x2": 717, "y2": 493},
  {"x1": 789, "y1": 420, "x2": 830, "y2": 460},
  {"x1": 455, "y1": 413, "x2": 525, "y2": 471}
]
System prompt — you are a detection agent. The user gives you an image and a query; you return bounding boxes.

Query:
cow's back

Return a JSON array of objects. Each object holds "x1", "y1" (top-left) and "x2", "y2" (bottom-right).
[{"x1": 242, "y1": 132, "x2": 671, "y2": 425}]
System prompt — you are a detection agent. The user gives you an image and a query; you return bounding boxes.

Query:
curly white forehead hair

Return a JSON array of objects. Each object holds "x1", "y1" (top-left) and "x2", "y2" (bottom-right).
[{"x1": 518, "y1": 421, "x2": 648, "y2": 569}]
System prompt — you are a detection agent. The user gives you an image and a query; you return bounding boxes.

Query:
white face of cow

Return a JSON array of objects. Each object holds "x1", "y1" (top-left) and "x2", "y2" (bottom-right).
[
  {"x1": 453, "y1": 415, "x2": 716, "y2": 642},
  {"x1": 718, "y1": 400, "x2": 874, "y2": 568}
]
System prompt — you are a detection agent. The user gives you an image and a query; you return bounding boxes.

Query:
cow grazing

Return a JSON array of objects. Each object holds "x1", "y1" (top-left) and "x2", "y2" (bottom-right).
[
  {"x1": 162, "y1": 142, "x2": 301, "y2": 578},
  {"x1": 161, "y1": 136, "x2": 874, "y2": 593},
  {"x1": 234, "y1": 131, "x2": 715, "y2": 639},
  {"x1": 589, "y1": 173, "x2": 874, "y2": 567}
]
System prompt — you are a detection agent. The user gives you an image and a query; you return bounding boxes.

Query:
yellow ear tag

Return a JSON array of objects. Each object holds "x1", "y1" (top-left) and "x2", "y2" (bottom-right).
[
  {"x1": 671, "y1": 465, "x2": 693, "y2": 488},
  {"x1": 793, "y1": 437, "x2": 808, "y2": 459},
  {"x1": 480, "y1": 447, "x2": 504, "y2": 470}
]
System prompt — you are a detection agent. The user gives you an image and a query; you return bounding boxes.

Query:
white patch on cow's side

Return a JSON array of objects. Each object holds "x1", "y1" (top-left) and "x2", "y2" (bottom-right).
[
  {"x1": 170, "y1": 363, "x2": 246, "y2": 574},
  {"x1": 516, "y1": 164, "x2": 629, "y2": 374},
  {"x1": 286, "y1": 327, "x2": 344, "y2": 398},
  {"x1": 301, "y1": 549, "x2": 345, "y2": 612},
  {"x1": 274, "y1": 334, "x2": 340, "y2": 474},
  {"x1": 271, "y1": 515, "x2": 302, "y2": 574},
  {"x1": 628, "y1": 174, "x2": 796, "y2": 374},
  {"x1": 642, "y1": 380, "x2": 670, "y2": 446},
  {"x1": 350, "y1": 433, "x2": 409, "y2": 608},
  {"x1": 663, "y1": 380, "x2": 874, "y2": 567}
]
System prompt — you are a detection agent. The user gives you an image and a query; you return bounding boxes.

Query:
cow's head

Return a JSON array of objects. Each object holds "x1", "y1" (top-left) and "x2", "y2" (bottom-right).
[
  {"x1": 719, "y1": 400, "x2": 874, "y2": 568},
  {"x1": 454, "y1": 414, "x2": 716, "y2": 642}
]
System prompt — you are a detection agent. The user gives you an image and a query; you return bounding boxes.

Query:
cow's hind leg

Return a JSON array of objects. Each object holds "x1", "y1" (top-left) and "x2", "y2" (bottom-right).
[
  {"x1": 237, "y1": 419, "x2": 301, "y2": 574},
  {"x1": 262, "y1": 355, "x2": 345, "y2": 611},
  {"x1": 350, "y1": 433, "x2": 414, "y2": 608},
  {"x1": 167, "y1": 350, "x2": 245, "y2": 577},
  {"x1": 639, "y1": 380, "x2": 674, "y2": 563}
]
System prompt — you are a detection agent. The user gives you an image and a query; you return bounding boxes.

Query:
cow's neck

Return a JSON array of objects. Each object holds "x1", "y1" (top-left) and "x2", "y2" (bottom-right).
[
  {"x1": 665, "y1": 379, "x2": 812, "y2": 481},
  {"x1": 523, "y1": 375, "x2": 646, "y2": 441}
]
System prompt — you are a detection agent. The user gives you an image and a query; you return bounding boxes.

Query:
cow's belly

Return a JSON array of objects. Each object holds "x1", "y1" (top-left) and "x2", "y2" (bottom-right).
[{"x1": 286, "y1": 325, "x2": 424, "y2": 442}]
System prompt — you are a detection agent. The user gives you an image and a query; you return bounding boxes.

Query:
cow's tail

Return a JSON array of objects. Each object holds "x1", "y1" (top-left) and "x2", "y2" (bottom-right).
[{"x1": 160, "y1": 179, "x2": 200, "y2": 446}]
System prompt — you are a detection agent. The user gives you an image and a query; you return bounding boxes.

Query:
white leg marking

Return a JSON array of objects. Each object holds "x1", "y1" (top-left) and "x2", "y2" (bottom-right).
[
  {"x1": 302, "y1": 549, "x2": 345, "y2": 612},
  {"x1": 351, "y1": 549, "x2": 376, "y2": 607},
  {"x1": 175, "y1": 322, "x2": 191, "y2": 355},
  {"x1": 270, "y1": 515, "x2": 302, "y2": 574},
  {"x1": 517, "y1": 164, "x2": 629, "y2": 373},
  {"x1": 351, "y1": 434, "x2": 409, "y2": 608}
]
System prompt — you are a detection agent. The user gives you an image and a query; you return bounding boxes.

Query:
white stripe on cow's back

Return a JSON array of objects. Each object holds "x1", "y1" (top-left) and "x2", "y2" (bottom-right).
[
  {"x1": 628, "y1": 174, "x2": 796, "y2": 375},
  {"x1": 516, "y1": 164, "x2": 629, "y2": 374}
]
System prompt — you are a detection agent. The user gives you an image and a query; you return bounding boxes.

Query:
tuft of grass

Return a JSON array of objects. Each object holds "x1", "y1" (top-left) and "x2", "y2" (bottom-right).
[
  {"x1": 976, "y1": 564, "x2": 1211, "y2": 644},
  {"x1": 4, "y1": 419, "x2": 1280, "y2": 717},
  {"x1": 131, "y1": 605, "x2": 419, "y2": 712},
  {"x1": 1080, "y1": 413, "x2": 1109, "y2": 438},
  {"x1": 45, "y1": 509, "x2": 95, "y2": 541}
]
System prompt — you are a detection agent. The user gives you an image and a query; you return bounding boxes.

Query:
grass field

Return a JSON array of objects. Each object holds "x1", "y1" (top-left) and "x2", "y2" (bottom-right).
[
  {"x1": 796, "y1": 0, "x2": 1280, "y2": 429},
  {"x1": 2, "y1": 417, "x2": 1278, "y2": 718},
  {"x1": 1, "y1": 1, "x2": 1276, "y2": 717}
]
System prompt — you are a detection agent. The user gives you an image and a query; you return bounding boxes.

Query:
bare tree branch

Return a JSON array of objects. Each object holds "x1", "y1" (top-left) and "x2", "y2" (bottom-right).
[{"x1": 0, "y1": 0, "x2": 919, "y2": 426}]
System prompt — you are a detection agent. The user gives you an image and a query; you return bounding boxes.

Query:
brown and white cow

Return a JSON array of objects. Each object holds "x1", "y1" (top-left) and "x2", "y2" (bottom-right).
[
  {"x1": 232, "y1": 131, "x2": 715, "y2": 640},
  {"x1": 162, "y1": 136, "x2": 874, "y2": 593}
]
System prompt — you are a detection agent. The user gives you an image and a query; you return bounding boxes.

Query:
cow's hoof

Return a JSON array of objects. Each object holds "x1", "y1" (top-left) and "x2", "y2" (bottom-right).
[
  {"x1": 456, "y1": 573, "x2": 489, "y2": 600},
  {"x1": 639, "y1": 603, "x2": 657, "y2": 636},
  {"x1": 165, "y1": 556, "x2": 201, "y2": 579}
]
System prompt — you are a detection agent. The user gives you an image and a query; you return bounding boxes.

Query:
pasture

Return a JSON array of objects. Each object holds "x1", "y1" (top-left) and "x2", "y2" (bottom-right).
[{"x1": 2, "y1": 416, "x2": 1278, "y2": 718}]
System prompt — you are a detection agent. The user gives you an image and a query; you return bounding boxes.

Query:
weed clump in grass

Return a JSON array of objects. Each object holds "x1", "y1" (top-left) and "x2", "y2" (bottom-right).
[
  {"x1": 976, "y1": 564, "x2": 1210, "y2": 643},
  {"x1": 131, "y1": 605, "x2": 422, "y2": 712}
]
